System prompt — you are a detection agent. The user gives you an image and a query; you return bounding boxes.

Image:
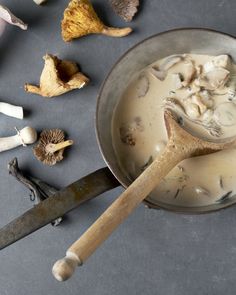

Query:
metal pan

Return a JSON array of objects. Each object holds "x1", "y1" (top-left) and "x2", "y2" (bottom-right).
[{"x1": 96, "y1": 28, "x2": 236, "y2": 214}]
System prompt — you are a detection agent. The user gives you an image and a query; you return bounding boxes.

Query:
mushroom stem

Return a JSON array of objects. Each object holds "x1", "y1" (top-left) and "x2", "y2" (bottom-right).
[
  {"x1": 24, "y1": 84, "x2": 42, "y2": 95},
  {"x1": 45, "y1": 140, "x2": 74, "y2": 154},
  {"x1": 102, "y1": 26, "x2": 132, "y2": 37},
  {"x1": 0, "y1": 102, "x2": 23, "y2": 119}
]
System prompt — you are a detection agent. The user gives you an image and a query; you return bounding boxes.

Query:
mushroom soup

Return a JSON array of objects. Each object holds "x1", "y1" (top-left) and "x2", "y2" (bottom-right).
[{"x1": 112, "y1": 54, "x2": 236, "y2": 207}]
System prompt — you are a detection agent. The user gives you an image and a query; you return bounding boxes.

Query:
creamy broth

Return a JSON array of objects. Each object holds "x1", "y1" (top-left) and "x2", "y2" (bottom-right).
[{"x1": 112, "y1": 54, "x2": 236, "y2": 207}]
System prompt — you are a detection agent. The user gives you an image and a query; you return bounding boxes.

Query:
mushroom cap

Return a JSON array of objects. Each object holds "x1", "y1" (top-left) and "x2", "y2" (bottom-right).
[
  {"x1": 33, "y1": 129, "x2": 65, "y2": 166},
  {"x1": 109, "y1": 0, "x2": 139, "y2": 22},
  {"x1": 61, "y1": 0, "x2": 104, "y2": 42}
]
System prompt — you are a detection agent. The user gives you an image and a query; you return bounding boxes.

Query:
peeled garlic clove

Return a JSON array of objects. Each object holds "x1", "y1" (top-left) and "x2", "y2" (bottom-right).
[
  {"x1": 61, "y1": 0, "x2": 132, "y2": 42},
  {"x1": 0, "y1": 5, "x2": 27, "y2": 30},
  {"x1": 214, "y1": 102, "x2": 236, "y2": 126},
  {"x1": 25, "y1": 54, "x2": 89, "y2": 98}
]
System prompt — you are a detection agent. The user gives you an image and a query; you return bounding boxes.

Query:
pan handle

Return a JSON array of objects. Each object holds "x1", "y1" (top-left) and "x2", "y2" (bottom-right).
[{"x1": 0, "y1": 167, "x2": 120, "y2": 250}]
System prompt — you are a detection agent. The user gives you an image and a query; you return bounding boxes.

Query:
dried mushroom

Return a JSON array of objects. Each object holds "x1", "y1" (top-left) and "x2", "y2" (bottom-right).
[
  {"x1": 0, "y1": 5, "x2": 27, "y2": 35},
  {"x1": 109, "y1": 0, "x2": 139, "y2": 22},
  {"x1": 25, "y1": 54, "x2": 89, "y2": 98},
  {"x1": 33, "y1": 129, "x2": 73, "y2": 166},
  {"x1": 61, "y1": 0, "x2": 132, "y2": 42}
]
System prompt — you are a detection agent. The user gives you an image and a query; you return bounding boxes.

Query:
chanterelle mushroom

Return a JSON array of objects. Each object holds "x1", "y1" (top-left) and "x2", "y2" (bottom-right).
[
  {"x1": 0, "y1": 5, "x2": 27, "y2": 35},
  {"x1": 25, "y1": 54, "x2": 89, "y2": 98},
  {"x1": 61, "y1": 0, "x2": 132, "y2": 42},
  {"x1": 33, "y1": 129, "x2": 73, "y2": 166}
]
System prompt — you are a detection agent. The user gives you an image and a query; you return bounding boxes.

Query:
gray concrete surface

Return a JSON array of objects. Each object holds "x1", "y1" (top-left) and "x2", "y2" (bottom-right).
[{"x1": 0, "y1": 0, "x2": 236, "y2": 294}]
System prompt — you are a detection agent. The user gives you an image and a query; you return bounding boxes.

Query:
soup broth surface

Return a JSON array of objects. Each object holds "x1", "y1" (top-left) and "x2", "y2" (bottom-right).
[{"x1": 112, "y1": 54, "x2": 236, "y2": 207}]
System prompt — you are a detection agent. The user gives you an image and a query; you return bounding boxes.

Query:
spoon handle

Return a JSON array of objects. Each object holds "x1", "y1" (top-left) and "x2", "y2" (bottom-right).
[{"x1": 52, "y1": 143, "x2": 187, "y2": 282}]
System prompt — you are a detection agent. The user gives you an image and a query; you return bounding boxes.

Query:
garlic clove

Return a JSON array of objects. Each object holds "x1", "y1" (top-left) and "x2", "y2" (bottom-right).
[
  {"x1": 19, "y1": 127, "x2": 37, "y2": 145},
  {"x1": 0, "y1": 5, "x2": 27, "y2": 30},
  {"x1": 0, "y1": 126, "x2": 37, "y2": 153}
]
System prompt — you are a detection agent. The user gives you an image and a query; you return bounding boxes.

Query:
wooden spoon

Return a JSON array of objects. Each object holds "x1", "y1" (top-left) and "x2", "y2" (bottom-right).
[{"x1": 52, "y1": 110, "x2": 235, "y2": 281}]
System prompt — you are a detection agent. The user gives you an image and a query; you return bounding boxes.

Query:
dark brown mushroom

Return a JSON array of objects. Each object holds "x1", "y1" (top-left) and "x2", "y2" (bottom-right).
[
  {"x1": 33, "y1": 129, "x2": 73, "y2": 166},
  {"x1": 109, "y1": 0, "x2": 139, "y2": 22}
]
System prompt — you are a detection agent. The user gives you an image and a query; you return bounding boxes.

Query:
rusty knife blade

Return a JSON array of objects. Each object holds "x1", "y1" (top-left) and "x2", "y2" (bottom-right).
[{"x1": 0, "y1": 167, "x2": 119, "y2": 250}]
